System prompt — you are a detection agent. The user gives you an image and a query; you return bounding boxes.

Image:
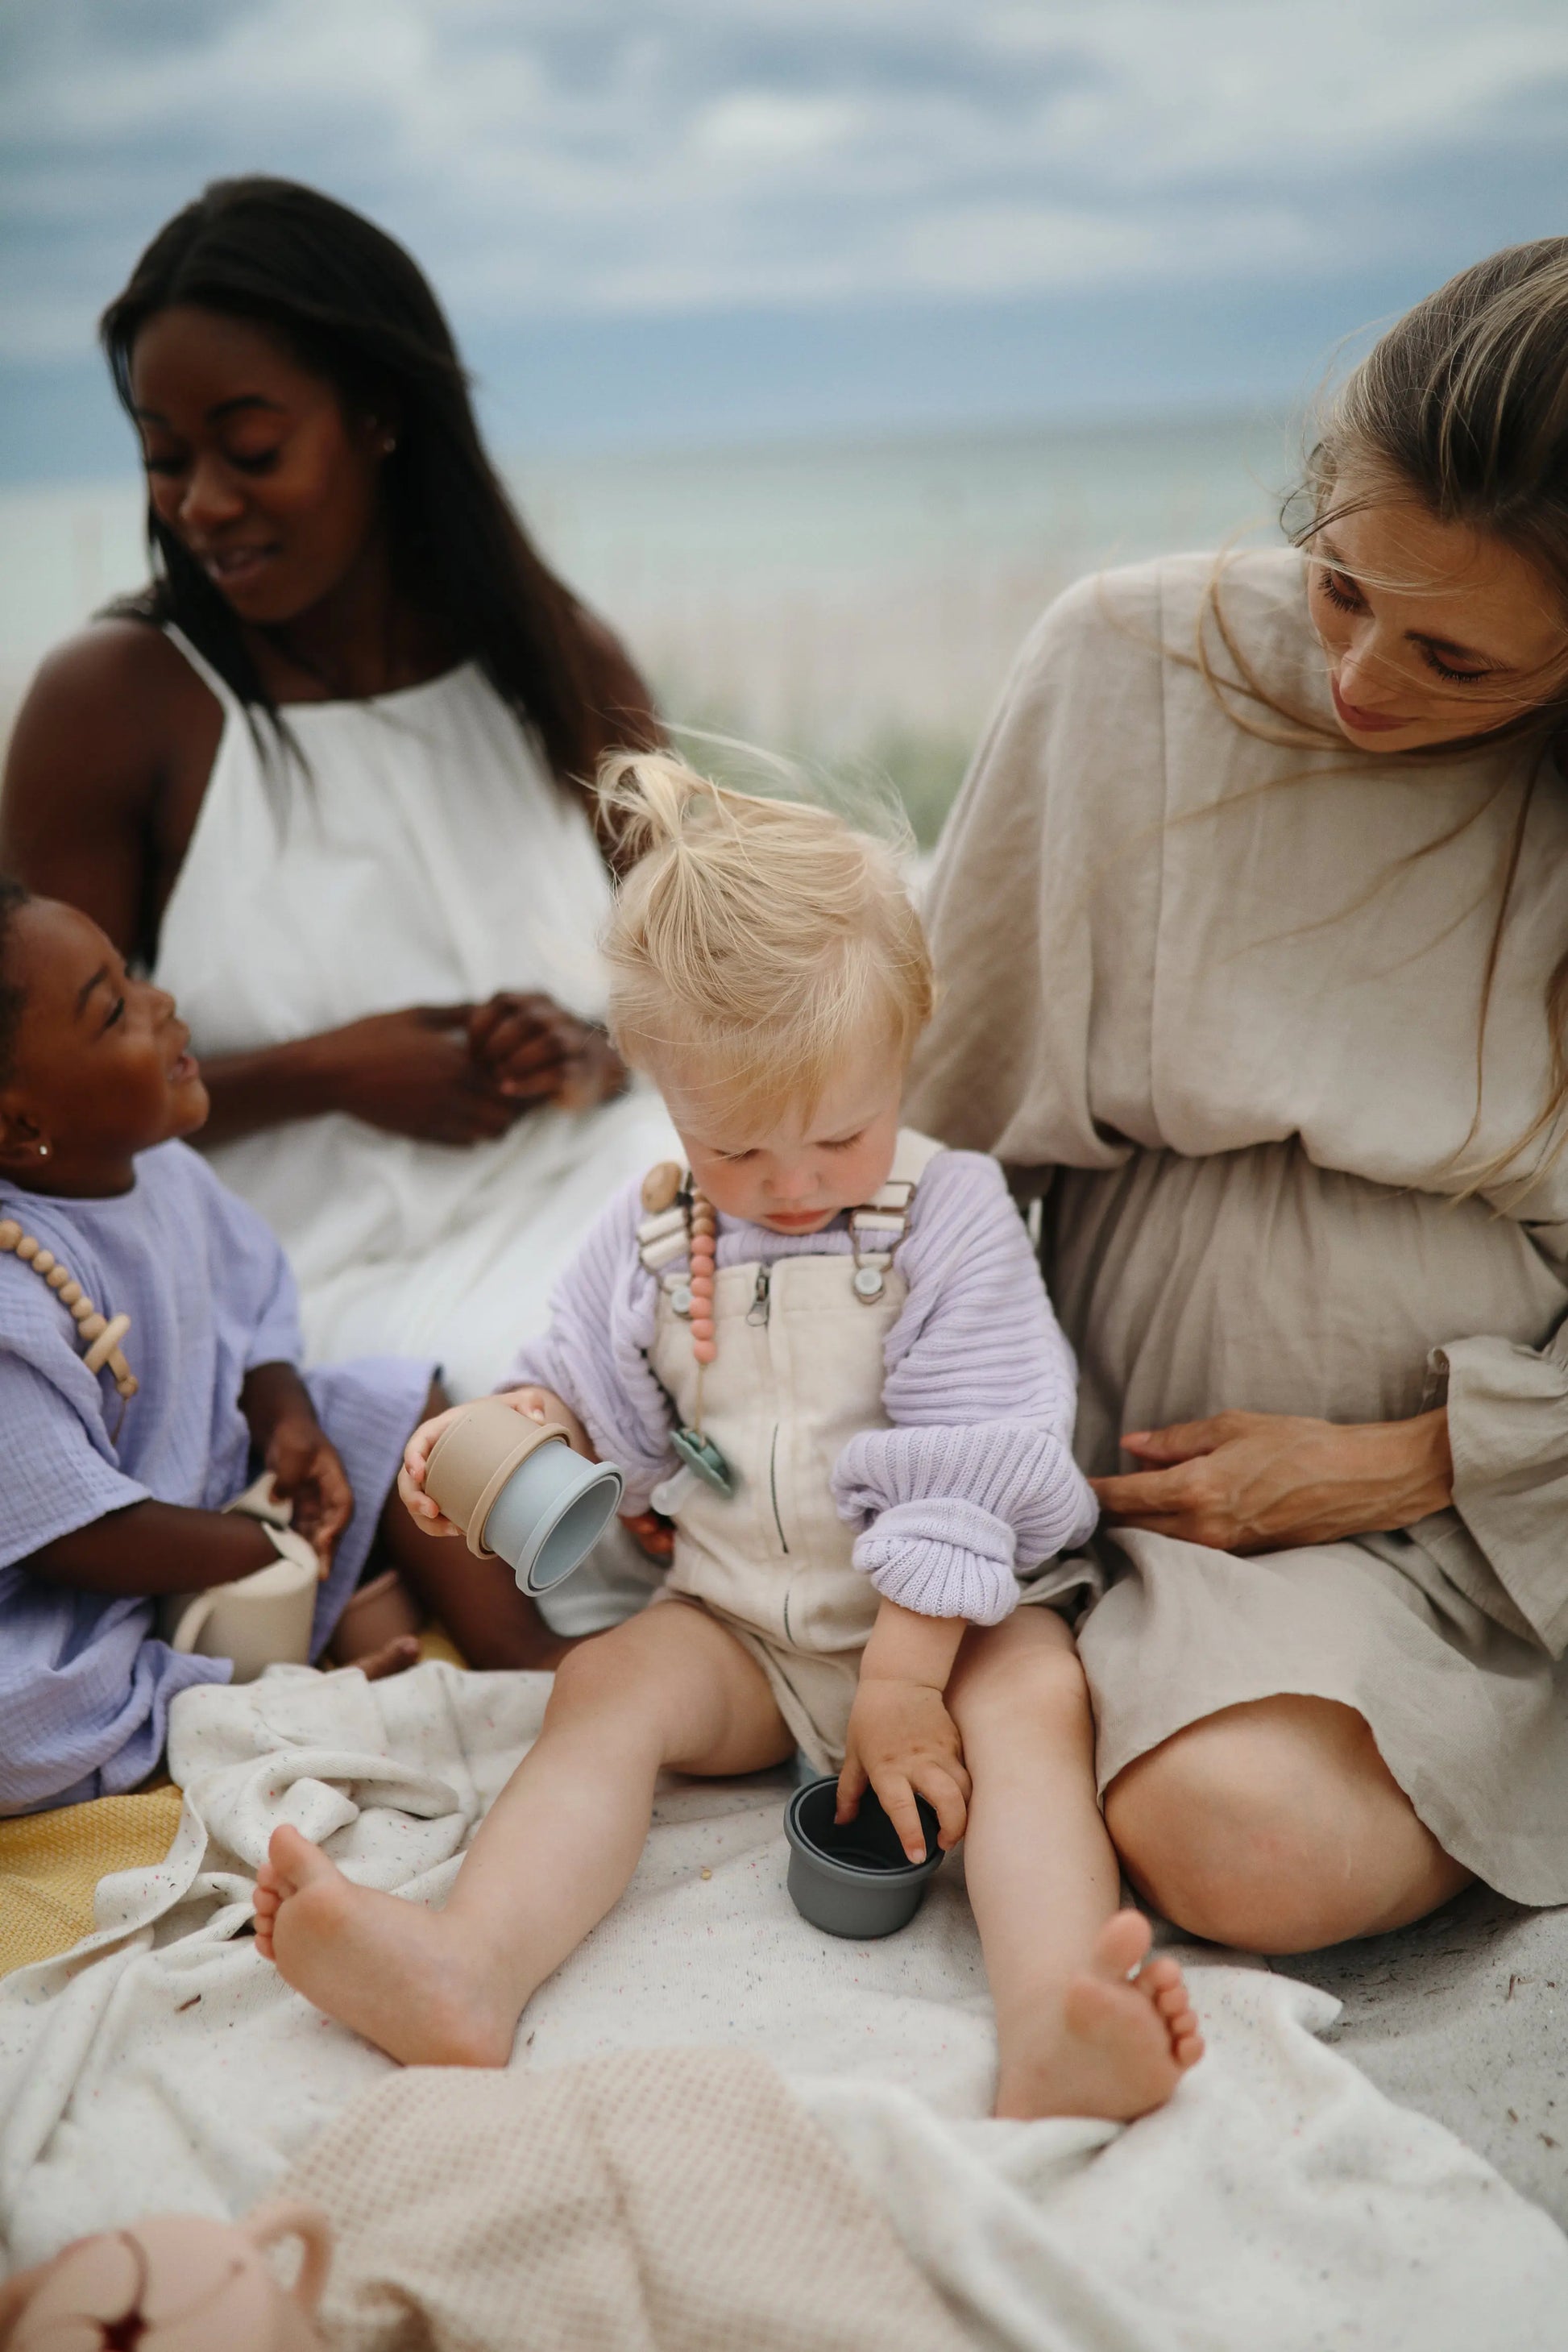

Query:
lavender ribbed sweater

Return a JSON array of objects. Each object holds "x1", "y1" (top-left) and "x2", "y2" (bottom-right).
[{"x1": 505, "y1": 1149, "x2": 1098, "y2": 1624}]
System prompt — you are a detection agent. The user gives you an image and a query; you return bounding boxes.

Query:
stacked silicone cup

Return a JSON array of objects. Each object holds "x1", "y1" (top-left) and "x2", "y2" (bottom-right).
[
  {"x1": 784, "y1": 1776, "x2": 945, "y2": 1939},
  {"x1": 423, "y1": 1397, "x2": 624, "y2": 1595}
]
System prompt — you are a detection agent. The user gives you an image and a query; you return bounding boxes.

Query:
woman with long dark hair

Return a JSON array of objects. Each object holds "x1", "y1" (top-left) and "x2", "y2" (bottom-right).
[{"x1": 0, "y1": 180, "x2": 677, "y2": 1628}]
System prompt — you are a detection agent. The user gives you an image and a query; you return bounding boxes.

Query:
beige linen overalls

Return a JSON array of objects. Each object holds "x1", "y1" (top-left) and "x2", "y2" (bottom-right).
[{"x1": 637, "y1": 1130, "x2": 944, "y2": 1771}]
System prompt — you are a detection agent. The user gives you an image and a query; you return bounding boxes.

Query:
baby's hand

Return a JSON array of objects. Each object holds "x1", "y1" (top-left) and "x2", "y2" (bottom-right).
[
  {"x1": 837, "y1": 1678, "x2": 972, "y2": 1862},
  {"x1": 397, "y1": 1386, "x2": 595, "y2": 1537}
]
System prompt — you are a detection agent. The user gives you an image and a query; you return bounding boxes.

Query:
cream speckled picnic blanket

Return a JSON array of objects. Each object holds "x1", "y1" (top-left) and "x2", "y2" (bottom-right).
[{"x1": 1, "y1": 1661, "x2": 1564, "y2": 2350}]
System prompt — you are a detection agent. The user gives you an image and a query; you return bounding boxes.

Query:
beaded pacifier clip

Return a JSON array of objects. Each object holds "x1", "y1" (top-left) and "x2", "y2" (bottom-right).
[
  {"x1": 0, "y1": 1215, "x2": 139, "y2": 1410},
  {"x1": 639, "y1": 1162, "x2": 732, "y2": 1495}
]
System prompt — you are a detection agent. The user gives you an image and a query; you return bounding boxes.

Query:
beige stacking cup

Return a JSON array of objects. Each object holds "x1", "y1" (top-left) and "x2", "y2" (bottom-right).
[{"x1": 160, "y1": 1475, "x2": 321, "y2": 1682}]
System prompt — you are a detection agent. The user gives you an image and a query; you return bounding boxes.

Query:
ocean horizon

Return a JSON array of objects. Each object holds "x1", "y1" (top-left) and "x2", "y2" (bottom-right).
[{"x1": 0, "y1": 405, "x2": 1295, "y2": 837}]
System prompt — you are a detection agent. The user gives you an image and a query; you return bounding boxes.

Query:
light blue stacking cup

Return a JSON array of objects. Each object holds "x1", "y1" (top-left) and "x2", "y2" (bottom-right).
[
  {"x1": 422, "y1": 1397, "x2": 625, "y2": 1598},
  {"x1": 483, "y1": 1441, "x2": 624, "y2": 1595}
]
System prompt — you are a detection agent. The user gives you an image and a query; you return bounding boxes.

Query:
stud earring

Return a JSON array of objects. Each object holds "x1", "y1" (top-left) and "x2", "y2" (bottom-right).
[
  {"x1": 380, "y1": 433, "x2": 397, "y2": 455},
  {"x1": 35, "y1": 1141, "x2": 50, "y2": 1159}
]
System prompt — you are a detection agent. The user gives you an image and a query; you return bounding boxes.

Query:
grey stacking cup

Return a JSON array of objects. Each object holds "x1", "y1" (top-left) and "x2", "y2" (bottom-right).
[
  {"x1": 423, "y1": 1397, "x2": 624, "y2": 1596},
  {"x1": 785, "y1": 1776, "x2": 944, "y2": 1939}
]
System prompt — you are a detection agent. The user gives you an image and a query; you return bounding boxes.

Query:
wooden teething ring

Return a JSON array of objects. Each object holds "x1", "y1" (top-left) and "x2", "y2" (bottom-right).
[{"x1": 0, "y1": 1217, "x2": 139, "y2": 1402}]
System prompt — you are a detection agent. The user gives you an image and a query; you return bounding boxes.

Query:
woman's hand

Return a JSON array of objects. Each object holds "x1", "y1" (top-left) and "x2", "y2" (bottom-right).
[
  {"x1": 263, "y1": 1413, "x2": 354, "y2": 1573},
  {"x1": 837, "y1": 1679, "x2": 972, "y2": 1862},
  {"x1": 1089, "y1": 1407, "x2": 1453, "y2": 1554},
  {"x1": 398, "y1": 1384, "x2": 593, "y2": 1537},
  {"x1": 467, "y1": 993, "x2": 628, "y2": 1112},
  {"x1": 314, "y1": 1004, "x2": 522, "y2": 1145}
]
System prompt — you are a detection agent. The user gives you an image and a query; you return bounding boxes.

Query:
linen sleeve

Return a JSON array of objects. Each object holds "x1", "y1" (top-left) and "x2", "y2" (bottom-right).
[
  {"x1": 188, "y1": 1151, "x2": 303, "y2": 1373},
  {"x1": 1423, "y1": 1321, "x2": 1568, "y2": 1656},
  {"x1": 832, "y1": 1152, "x2": 1098, "y2": 1623},
  {"x1": 0, "y1": 1326, "x2": 149, "y2": 1571},
  {"x1": 502, "y1": 1178, "x2": 678, "y2": 1512}
]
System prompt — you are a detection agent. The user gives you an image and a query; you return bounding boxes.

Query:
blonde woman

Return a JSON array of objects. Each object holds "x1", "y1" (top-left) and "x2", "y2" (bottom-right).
[
  {"x1": 908, "y1": 239, "x2": 1568, "y2": 1953},
  {"x1": 251, "y1": 755, "x2": 1207, "y2": 2121}
]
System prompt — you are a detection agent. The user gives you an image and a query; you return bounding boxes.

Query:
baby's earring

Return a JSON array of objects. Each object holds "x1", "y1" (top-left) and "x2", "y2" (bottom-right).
[{"x1": 35, "y1": 1140, "x2": 50, "y2": 1160}]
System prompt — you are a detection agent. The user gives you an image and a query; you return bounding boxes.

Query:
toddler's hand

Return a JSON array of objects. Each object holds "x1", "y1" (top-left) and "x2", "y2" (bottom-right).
[
  {"x1": 266, "y1": 1416, "x2": 353, "y2": 1575},
  {"x1": 837, "y1": 1678, "x2": 972, "y2": 1862},
  {"x1": 397, "y1": 1385, "x2": 595, "y2": 1537}
]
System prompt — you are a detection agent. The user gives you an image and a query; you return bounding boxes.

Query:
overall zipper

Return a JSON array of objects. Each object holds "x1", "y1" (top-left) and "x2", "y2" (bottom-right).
[{"x1": 747, "y1": 1266, "x2": 772, "y2": 1324}]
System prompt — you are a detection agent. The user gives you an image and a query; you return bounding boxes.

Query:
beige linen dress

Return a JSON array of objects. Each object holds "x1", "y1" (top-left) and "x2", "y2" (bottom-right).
[{"x1": 907, "y1": 546, "x2": 1568, "y2": 1905}]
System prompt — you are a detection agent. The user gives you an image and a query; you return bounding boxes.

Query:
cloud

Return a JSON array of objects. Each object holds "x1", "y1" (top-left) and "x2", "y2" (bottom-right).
[{"x1": 1, "y1": 0, "x2": 1565, "y2": 366}]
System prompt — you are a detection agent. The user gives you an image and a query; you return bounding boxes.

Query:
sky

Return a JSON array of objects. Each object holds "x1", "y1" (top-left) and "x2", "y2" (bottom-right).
[{"x1": 2, "y1": 0, "x2": 1567, "y2": 480}]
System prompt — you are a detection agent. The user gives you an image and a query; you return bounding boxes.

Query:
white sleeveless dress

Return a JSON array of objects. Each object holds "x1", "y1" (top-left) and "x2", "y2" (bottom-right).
[{"x1": 152, "y1": 631, "x2": 678, "y2": 1406}]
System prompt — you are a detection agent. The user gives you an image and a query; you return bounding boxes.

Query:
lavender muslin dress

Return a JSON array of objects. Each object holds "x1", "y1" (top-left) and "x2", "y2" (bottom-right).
[{"x1": 0, "y1": 1141, "x2": 432, "y2": 1815}]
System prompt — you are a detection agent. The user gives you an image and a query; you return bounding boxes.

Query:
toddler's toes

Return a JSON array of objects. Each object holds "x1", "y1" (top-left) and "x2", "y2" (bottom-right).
[
  {"x1": 1171, "y1": 2011, "x2": 1205, "y2": 2068},
  {"x1": 1093, "y1": 1908, "x2": 1153, "y2": 1980}
]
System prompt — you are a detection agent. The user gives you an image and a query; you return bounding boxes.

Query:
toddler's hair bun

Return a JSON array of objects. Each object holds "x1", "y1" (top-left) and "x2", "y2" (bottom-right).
[{"x1": 595, "y1": 749, "x2": 932, "y2": 1135}]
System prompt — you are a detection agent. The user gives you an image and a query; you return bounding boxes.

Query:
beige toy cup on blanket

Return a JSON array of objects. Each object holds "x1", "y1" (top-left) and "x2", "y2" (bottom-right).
[
  {"x1": 158, "y1": 1475, "x2": 321, "y2": 1682},
  {"x1": 0, "y1": 2199, "x2": 332, "y2": 2352}
]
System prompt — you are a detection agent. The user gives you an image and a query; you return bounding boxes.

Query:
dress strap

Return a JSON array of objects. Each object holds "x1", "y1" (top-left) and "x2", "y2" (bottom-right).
[{"x1": 163, "y1": 624, "x2": 244, "y2": 718}]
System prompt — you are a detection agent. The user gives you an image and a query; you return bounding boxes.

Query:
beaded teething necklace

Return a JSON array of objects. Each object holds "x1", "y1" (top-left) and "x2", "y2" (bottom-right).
[{"x1": 0, "y1": 1213, "x2": 139, "y2": 1429}]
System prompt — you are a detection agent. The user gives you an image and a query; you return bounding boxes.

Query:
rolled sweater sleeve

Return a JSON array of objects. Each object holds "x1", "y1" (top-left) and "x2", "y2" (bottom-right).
[
  {"x1": 1424, "y1": 1321, "x2": 1568, "y2": 1656},
  {"x1": 832, "y1": 1151, "x2": 1098, "y2": 1624},
  {"x1": 502, "y1": 1180, "x2": 678, "y2": 1512}
]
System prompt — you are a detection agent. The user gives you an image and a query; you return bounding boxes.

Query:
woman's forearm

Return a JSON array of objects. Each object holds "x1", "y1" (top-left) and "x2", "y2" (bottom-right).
[
  {"x1": 24, "y1": 1500, "x2": 279, "y2": 1597},
  {"x1": 194, "y1": 1035, "x2": 349, "y2": 1148},
  {"x1": 1356, "y1": 1407, "x2": 1453, "y2": 1527},
  {"x1": 1093, "y1": 1404, "x2": 1454, "y2": 1553}
]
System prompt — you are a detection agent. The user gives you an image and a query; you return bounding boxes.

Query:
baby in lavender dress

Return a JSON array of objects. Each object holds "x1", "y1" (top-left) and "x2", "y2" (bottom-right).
[
  {"x1": 0, "y1": 881, "x2": 557, "y2": 1816},
  {"x1": 255, "y1": 753, "x2": 1206, "y2": 2125}
]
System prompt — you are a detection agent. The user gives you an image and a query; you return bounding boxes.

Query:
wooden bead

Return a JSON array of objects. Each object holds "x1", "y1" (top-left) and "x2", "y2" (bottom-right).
[
  {"x1": 58, "y1": 1280, "x2": 81, "y2": 1306},
  {"x1": 85, "y1": 1313, "x2": 133, "y2": 1371},
  {"x1": 70, "y1": 1296, "x2": 96, "y2": 1323},
  {"x1": 16, "y1": 1236, "x2": 38, "y2": 1260},
  {"x1": 690, "y1": 1271, "x2": 714, "y2": 1297},
  {"x1": 693, "y1": 1338, "x2": 717, "y2": 1364},
  {"x1": 0, "y1": 1220, "x2": 21, "y2": 1251},
  {"x1": 78, "y1": 1312, "x2": 107, "y2": 1341},
  {"x1": 691, "y1": 1317, "x2": 715, "y2": 1342},
  {"x1": 689, "y1": 1251, "x2": 715, "y2": 1276},
  {"x1": 30, "y1": 1250, "x2": 54, "y2": 1276},
  {"x1": 641, "y1": 1161, "x2": 682, "y2": 1215},
  {"x1": 46, "y1": 1264, "x2": 71, "y2": 1290}
]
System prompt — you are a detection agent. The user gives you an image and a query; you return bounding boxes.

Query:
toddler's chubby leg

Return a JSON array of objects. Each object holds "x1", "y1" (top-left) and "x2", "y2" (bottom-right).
[
  {"x1": 948, "y1": 1608, "x2": 1204, "y2": 2122},
  {"x1": 253, "y1": 1601, "x2": 793, "y2": 2066}
]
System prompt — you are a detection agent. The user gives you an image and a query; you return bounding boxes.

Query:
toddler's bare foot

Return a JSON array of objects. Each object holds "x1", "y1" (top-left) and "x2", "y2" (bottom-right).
[
  {"x1": 994, "y1": 1908, "x2": 1205, "y2": 2122},
  {"x1": 252, "y1": 1824, "x2": 521, "y2": 2068},
  {"x1": 346, "y1": 1632, "x2": 422, "y2": 1682}
]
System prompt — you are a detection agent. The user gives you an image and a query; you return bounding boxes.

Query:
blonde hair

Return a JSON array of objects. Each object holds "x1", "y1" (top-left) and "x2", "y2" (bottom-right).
[
  {"x1": 1194, "y1": 241, "x2": 1568, "y2": 1197},
  {"x1": 596, "y1": 751, "x2": 933, "y2": 1135}
]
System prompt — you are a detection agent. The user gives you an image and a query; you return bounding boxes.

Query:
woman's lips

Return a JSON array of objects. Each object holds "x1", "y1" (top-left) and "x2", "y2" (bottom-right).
[
  {"x1": 198, "y1": 545, "x2": 277, "y2": 591},
  {"x1": 1330, "y1": 675, "x2": 1410, "y2": 734}
]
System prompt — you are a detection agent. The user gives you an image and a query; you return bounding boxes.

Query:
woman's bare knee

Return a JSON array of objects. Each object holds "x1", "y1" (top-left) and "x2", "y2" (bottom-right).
[{"x1": 1105, "y1": 1697, "x2": 1468, "y2": 1954}]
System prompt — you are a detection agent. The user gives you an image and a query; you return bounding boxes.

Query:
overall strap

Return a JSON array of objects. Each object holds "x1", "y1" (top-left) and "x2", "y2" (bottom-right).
[{"x1": 848, "y1": 1128, "x2": 944, "y2": 1301}]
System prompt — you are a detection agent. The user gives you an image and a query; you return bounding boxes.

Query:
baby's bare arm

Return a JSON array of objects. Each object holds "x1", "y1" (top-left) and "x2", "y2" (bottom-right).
[{"x1": 840, "y1": 1600, "x2": 972, "y2": 1860}]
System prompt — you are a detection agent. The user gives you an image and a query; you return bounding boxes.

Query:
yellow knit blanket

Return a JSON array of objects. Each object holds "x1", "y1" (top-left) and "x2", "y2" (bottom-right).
[
  {"x1": 0, "y1": 1633, "x2": 467, "y2": 1977},
  {"x1": 0, "y1": 1786, "x2": 185, "y2": 1977}
]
